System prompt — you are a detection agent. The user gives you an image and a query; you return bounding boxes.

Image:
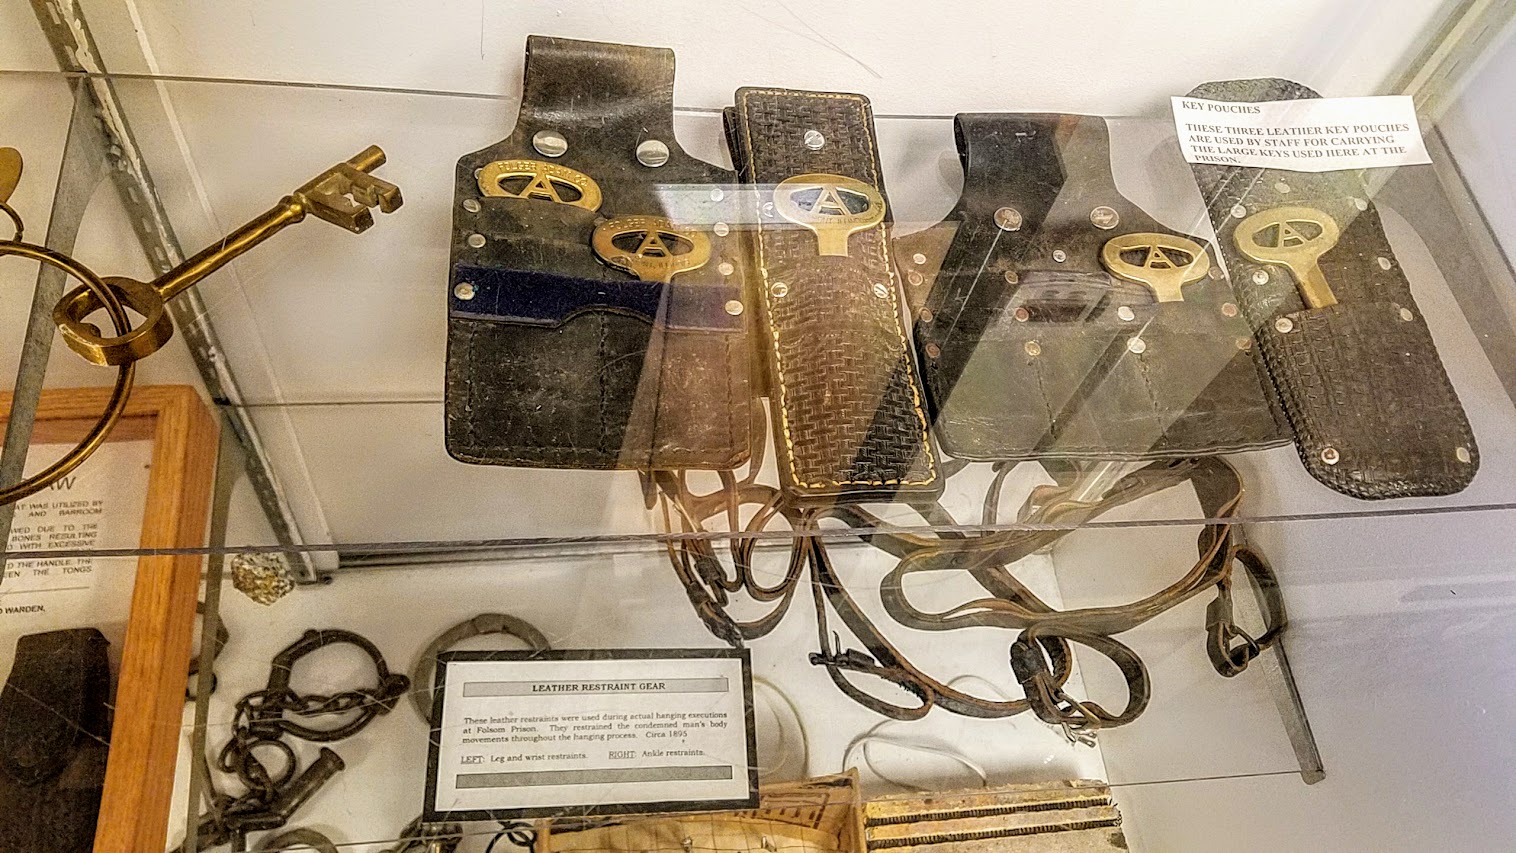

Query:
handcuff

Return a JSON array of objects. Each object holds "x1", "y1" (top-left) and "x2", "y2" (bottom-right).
[
  {"x1": 0, "y1": 145, "x2": 401, "y2": 507},
  {"x1": 410, "y1": 613, "x2": 552, "y2": 723}
]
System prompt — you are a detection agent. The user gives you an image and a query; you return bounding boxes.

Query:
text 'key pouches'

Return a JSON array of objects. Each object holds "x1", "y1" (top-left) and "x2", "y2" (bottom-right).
[
  {"x1": 445, "y1": 36, "x2": 755, "y2": 470},
  {"x1": 895, "y1": 114, "x2": 1290, "y2": 461},
  {"x1": 1188, "y1": 78, "x2": 1477, "y2": 499},
  {"x1": 725, "y1": 88, "x2": 939, "y2": 506}
]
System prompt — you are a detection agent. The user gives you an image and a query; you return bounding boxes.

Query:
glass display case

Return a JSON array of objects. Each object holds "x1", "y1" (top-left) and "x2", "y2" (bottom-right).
[{"x1": 3, "y1": 2, "x2": 1516, "y2": 851}]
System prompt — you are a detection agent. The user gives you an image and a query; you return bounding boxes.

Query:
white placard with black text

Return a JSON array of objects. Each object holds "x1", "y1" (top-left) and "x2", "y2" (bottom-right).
[{"x1": 425, "y1": 649, "x2": 756, "y2": 820}]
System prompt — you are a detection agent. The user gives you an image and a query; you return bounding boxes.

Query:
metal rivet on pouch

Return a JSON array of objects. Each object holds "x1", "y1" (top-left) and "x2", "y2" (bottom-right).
[
  {"x1": 718, "y1": 261, "x2": 735, "y2": 276},
  {"x1": 994, "y1": 207, "x2": 1023, "y2": 231},
  {"x1": 710, "y1": 187, "x2": 725, "y2": 202},
  {"x1": 762, "y1": 202, "x2": 775, "y2": 218},
  {"x1": 1052, "y1": 249, "x2": 1067, "y2": 263},
  {"x1": 1354, "y1": 197, "x2": 1369, "y2": 211},
  {"x1": 770, "y1": 281, "x2": 789, "y2": 298},
  {"x1": 925, "y1": 342, "x2": 941, "y2": 358},
  {"x1": 912, "y1": 252, "x2": 928, "y2": 265},
  {"x1": 1235, "y1": 336, "x2": 1252, "y2": 350},
  {"x1": 1014, "y1": 307, "x2": 1030, "y2": 322},
  {"x1": 453, "y1": 282, "x2": 476, "y2": 300},
  {"x1": 804, "y1": 129, "x2": 825, "y2": 150},
  {"x1": 1025, "y1": 341, "x2": 1042, "y2": 357},
  {"x1": 872, "y1": 282, "x2": 890, "y2": 299},
  {"x1": 473, "y1": 167, "x2": 483, "y2": 180},
  {"x1": 1231, "y1": 204, "x2": 1247, "y2": 219},
  {"x1": 636, "y1": 139, "x2": 670, "y2": 168},
  {"x1": 1377, "y1": 256, "x2": 1393, "y2": 270},
  {"x1": 1090, "y1": 206, "x2": 1120, "y2": 230},
  {"x1": 713, "y1": 221, "x2": 730, "y2": 237},
  {"x1": 724, "y1": 299, "x2": 744, "y2": 316},
  {"x1": 1209, "y1": 267, "x2": 1225, "y2": 280},
  {"x1": 1221, "y1": 302, "x2": 1239, "y2": 317},
  {"x1": 1456, "y1": 446, "x2": 1472, "y2": 463},
  {"x1": 532, "y1": 130, "x2": 568, "y2": 158},
  {"x1": 1275, "y1": 181, "x2": 1291, "y2": 193},
  {"x1": 1127, "y1": 337, "x2": 1146, "y2": 354},
  {"x1": 919, "y1": 308, "x2": 934, "y2": 323},
  {"x1": 1004, "y1": 270, "x2": 1020, "y2": 285},
  {"x1": 1275, "y1": 317, "x2": 1294, "y2": 333},
  {"x1": 907, "y1": 271, "x2": 924, "y2": 286},
  {"x1": 1117, "y1": 306, "x2": 1136, "y2": 322},
  {"x1": 1251, "y1": 269, "x2": 1269, "y2": 285},
  {"x1": 1320, "y1": 447, "x2": 1340, "y2": 465},
  {"x1": 462, "y1": 198, "x2": 481, "y2": 213},
  {"x1": 467, "y1": 233, "x2": 486, "y2": 249},
  {"x1": 1399, "y1": 307, "x2": 1414, "y2": 321}
]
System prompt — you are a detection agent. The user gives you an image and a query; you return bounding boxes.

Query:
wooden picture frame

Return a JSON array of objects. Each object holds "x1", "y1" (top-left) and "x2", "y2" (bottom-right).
[{"x1": 0, "y1": 384, "x2": 217, "y2": 853}]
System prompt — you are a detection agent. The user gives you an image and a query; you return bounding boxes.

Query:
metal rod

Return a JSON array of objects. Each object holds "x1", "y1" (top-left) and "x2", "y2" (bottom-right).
[
  {"x1": 28, "y1": 0, "x2": 318, "y2": 582},
  {"x1": 0, "y1": 86, "x2": 108, "y2": 582}
]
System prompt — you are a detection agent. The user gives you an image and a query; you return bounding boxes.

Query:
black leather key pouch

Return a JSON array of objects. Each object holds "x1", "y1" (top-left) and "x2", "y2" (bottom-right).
[
  {"x1": 896, "y1": 113, "x2": 1290, "y2": 462},
  {"x1": 0, "y1": 629, "x2": 111, "y2": 853},
  {"x1": 445, "y1": 36, "x2": 756, "y2": 470},
  {"x1": 1188, "y1": 78, "x2": 1478, "y2": 499},
  {"x1": 724, "y1": 88, "x2": 940, "y2": 506}
]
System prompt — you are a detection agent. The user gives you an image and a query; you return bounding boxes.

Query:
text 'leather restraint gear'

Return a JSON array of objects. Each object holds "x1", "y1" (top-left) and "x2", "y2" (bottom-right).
[
  {"x1": 724, "y1": 87, "x2": 939, "y2": 506},
  {"x1": 445, "y1": 36, "x2": 756, "y2": 470},
  {"x1": 895, "y1": 113, "x2": 1291, "y2": 461},
  {"x1": 0, "y1": 630, "x2": 111, "y2": 853},
  {"x1": 1189, "y1": 78, "x2": 1478, "y2": 500}
]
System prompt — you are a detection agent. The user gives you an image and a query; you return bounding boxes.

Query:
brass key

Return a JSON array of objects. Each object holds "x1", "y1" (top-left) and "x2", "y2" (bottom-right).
[
  {"x1": 1233, "y1": 205, "x2": 1341, "y2": 309},
  {"x1": 53, "y1": 146, "x2": 402, "y2": 366}
]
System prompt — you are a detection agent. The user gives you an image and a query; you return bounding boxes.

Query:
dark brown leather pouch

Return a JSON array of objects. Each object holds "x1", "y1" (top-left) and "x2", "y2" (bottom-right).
[
  {"x1": 1188, "y1": 78, "x2": 1477, "y2": 499},
  {"x1": 0, "y1": 629, "x2": 111, "y2": 853},
  {"x1": 444, "y1": 36, "x2": 755, "y2": 470},
  {"x1": 724, "y1": 87, "x2": 940, "y2": 506},
  {"x1": 897, "y1": 113, "x2": 1290, "y2": 461}
]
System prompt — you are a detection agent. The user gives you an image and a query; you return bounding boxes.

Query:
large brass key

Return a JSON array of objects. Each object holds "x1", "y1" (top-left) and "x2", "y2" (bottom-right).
[
  {"x1": 53, "y1": 146, "x2": 402, "y2": 366},
  {"x1": 1233, "y1": 205, "x2": 1341, "y2": 309}
]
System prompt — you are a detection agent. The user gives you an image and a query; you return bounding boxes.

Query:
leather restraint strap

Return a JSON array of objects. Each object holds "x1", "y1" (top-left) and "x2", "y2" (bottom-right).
[
  {"x1": 445, "y1": 36, "x2": 756, "y2": 470},
  {"x1": 725, "y1": 87, "x2": 939, "y2": 506},
  {"x1": 411, "y1": 614, "x2": 552, "y2": 723},
  {"x1": 897, "y1": 113, "x2": 1289, "y2": 460},
  {"x1": 807, "y1": 458, "x2": 1285, "y2": 731},
  {"x1": 0, "y1": 629, "x2": 111, "y2": 853},
  {"x1": 1188, "y1": 78, "x2": 1477, "y2": 499}
]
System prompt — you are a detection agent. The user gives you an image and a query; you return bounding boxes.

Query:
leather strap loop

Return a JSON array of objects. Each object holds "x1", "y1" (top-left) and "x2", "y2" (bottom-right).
[{"x1": 411, "y1": 614, "x2": 552, "y2": 722}]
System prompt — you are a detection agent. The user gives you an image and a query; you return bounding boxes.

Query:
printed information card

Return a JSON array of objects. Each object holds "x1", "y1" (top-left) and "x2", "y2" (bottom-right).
[
  {"x1": 425, "y1": 649, "x2": 756, "y2": 820},
  {"x1": 1171, "y1": 95, "x2": 1431, "y2": 172}
]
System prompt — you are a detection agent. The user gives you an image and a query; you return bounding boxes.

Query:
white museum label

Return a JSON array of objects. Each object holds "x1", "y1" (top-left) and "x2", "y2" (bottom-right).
[
  {"x1": 1171, "y1": 95, "x2": 1430, "y2": 172},
  {"x1": 425, "y1": 649, "x2": 756, "y2": 820}
]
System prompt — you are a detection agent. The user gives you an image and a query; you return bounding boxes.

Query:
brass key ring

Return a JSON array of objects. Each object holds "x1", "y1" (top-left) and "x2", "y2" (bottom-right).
[{"x1": 0, "y1": 240, "x2": 135, "y2": 507}]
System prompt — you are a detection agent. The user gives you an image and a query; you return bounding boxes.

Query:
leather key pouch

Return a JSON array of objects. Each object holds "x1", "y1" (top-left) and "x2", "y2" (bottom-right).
[
  {"x1": 897, "y1": 113, "x2": 1290, "y2": 461},
  {"x1": 0, "y1": 629, "x2": 112, "y2": 853},
  {"x1": 725, "y1": 88, "x2": 939, "y2": 506},
  {"x1": 445, "y1": 36, "x2": 755, "y2": 470},
  {"x1": 1188, "y1": 78, "x2": 1477, "y2": 499}
]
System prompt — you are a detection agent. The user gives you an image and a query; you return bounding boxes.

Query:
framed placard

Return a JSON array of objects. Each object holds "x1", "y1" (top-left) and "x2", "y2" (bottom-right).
[
  {"x1": 425, "y1": 648, "x2": 758, "y2": 821},
  {"x1": 0, "y1": 385, "x2": 217, "y2": 853}
]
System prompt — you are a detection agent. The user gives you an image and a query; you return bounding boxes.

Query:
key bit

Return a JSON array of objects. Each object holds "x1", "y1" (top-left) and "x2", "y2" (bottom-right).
[
  {"x1": 52, "y1": 146, "x2": 402, "y2": 366},
  {"x1": 1234, "y1": 205, "x2": 1341, "y2": 309}
]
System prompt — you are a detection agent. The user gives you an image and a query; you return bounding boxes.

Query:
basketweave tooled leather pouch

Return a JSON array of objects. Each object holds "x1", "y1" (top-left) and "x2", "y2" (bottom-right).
[
  {"x1": 1188, "y1": 78, "x2": 1478, "y2": 499},
  {"x1": 0, "y1": 629, "x2": 112, "y2": 853},
  {"x1": 723, "y1": 87, "x2": 940, "y2": 506},
  {"x1": 895, "y1": 113, "x2": 1291, "y2": 462},
  {"x1": 444, "y1": 36, "x2": 756, "y2": 470}
]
